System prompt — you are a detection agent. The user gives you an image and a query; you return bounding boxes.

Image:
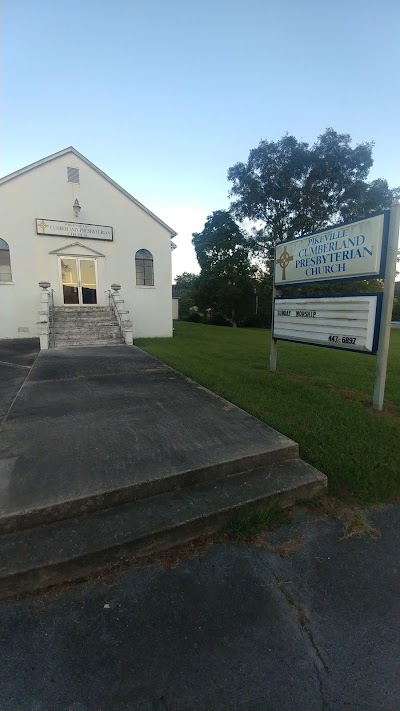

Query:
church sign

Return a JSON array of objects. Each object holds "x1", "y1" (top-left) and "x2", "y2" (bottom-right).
[
  {"x1": 36, "y1": 219, "x2": 113, "y2": 241},
  {"x1": 270, "y1": 205, "x2": 400, "y2": 411},
  {"x1": 274, "y1": 212, "x2": 389, "y2": 286},
  {"x1": 273, "y1": 294, "x2": 382, "y2": 354}
]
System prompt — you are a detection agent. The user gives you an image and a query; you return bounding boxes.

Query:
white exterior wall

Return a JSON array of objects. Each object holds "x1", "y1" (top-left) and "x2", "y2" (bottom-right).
[
  {"x1": 0, "y1": 153, "x2": 174, "y2": 339},
  {"x1": 172, "y1": 298, "x2": 179, "y2": 320}
]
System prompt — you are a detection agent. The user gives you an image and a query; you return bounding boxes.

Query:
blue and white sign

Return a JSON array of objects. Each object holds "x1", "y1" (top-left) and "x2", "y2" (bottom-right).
[
  {"x1": 273, "y1": 294, "x2": 382, "y2": 354},
  {"x1": 274, "y1": 212, "x2": 389, "y2": 286}
]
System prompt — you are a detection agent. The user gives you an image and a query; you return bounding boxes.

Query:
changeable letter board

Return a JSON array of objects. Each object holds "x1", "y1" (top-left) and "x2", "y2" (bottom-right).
[{"x1": 273, "y1": 295, "x2": 382, "y2": 354}]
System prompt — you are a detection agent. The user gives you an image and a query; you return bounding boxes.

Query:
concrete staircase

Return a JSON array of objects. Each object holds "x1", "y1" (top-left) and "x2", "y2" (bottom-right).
[
  {"x1": 0, "y1": 450, "x2": 326, "y2": 599},
  {"x1": 52, "y1": 306, "x2": 124, "y2": 348},
  {"x1": 0, "y1": 456, "x2": 327, "y2": 599},
  {"x1": 0, "y1": 346, "x2": 327, "y2": 597}
]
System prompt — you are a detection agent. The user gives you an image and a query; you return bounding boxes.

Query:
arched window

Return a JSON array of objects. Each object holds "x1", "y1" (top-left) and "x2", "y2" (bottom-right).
[
  {"x1": 0, "y1": 239, "x2": 12, "y2": 282},
  {"x1": 135, "y1": 249, "x2": 154, "y2": 286}
]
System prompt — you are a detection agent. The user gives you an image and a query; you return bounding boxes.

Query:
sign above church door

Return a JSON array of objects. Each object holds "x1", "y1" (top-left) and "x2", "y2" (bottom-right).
[{"x1": 36, "y1": 219, "x2": 113, "y2": 241}]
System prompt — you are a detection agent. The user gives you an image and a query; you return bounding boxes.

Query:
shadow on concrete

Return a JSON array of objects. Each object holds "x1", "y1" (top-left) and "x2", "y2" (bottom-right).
[
  {"x1": 0, "y1": 338, "x2": 40, "y2": 368},
  {"x1": 0, "y1": 339, "x2": 40, "y2": 422}
]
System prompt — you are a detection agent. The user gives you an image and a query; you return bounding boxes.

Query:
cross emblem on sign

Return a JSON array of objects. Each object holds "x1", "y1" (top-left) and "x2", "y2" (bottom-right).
[
  {"x1": 276, "y1": 246, "x2": 293, "y2": 281},
  {"x1": 38, "y1": 220, "x2": 48, "y2": 233}
]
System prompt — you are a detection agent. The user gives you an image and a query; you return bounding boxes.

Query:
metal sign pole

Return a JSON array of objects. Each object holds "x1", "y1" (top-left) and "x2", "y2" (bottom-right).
[
  {"x1": 270, "y1": 245, "x2": 278, "y2": 371},
  {"x1": 372, "y1": 201, "x2": 400, "y2": 411}
]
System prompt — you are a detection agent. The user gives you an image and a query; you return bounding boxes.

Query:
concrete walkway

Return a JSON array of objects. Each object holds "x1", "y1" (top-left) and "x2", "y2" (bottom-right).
[
  {"x1": 0, "y1": 343, "x2": 300, "y2": 526},
  {"x1": 0, "y1": 505, "x2": 398, "y2": 711}
]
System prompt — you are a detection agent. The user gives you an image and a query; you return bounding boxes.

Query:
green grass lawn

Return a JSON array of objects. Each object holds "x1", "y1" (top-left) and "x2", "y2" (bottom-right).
[{"x1": 137, "y1": 322, "x2": 400, "y2": 506}]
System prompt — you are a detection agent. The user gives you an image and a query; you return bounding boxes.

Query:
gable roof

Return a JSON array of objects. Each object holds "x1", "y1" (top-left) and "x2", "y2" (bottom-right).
[{"x1": 0, "y1": 147, "x2": 177, "y2": 237}]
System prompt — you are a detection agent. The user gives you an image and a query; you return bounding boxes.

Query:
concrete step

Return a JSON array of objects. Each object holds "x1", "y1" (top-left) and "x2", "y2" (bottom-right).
[
  {"x1": 53, "y1": 309, "x2": 114, "y2": 319},
  {"x1": 53, "y1": 319, "x2": 119, "y2": 326},
  {"x1": 1, "y1": 438, "x2": 299, "y2": 535},
  {"x1": 53, "y1": 316, "x2": 118, "y2": 322},
  {"x1": 52, "y1": 330, "x2": 120, "y2": 338},
  {"x1": 54, "y1": 339, "x2": 124, "y2": 348},
  {"x1": 0, "y1": 458, "x2": 326, "y2": 597},
  {"x1": 53, "y1": 313, "x2": 113, "y2": 320},
  {"x1": 53, "y1": 317, "x2": 118, "y2": 324},
  {"x1": 52, "y1": 330, "x2": 121, "y2": 340},
  {"x1": 54, "y1": 336, "x2": 123, "y2": 342},
  {"x1": 53, "y1": 332, "x2": 122, "y2": 339},
  {"x1": 54, "y1": 307, "x2": 111, "y2": 313}
]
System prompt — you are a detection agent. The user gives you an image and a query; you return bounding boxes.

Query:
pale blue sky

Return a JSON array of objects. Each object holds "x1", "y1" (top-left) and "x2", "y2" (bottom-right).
[{"x1": 2, "y1": 0, "x2": 399, "y2": 277}]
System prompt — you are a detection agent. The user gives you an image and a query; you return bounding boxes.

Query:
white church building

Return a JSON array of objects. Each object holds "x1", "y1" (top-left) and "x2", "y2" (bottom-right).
[{"x1": 0, "y1": 147, "x2": 177, "y2": 347}]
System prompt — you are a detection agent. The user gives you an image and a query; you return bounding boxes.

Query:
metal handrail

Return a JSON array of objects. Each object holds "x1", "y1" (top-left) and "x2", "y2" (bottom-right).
[
  {"x1": 106, "y1": 287, "x2": 133, "y2": 345},
  {"x1": 49, "y1": 288, "x2": 55, "y2": 347},
  {"x1": 107, "y1": 289, "x2": 124, "y2": 334}
]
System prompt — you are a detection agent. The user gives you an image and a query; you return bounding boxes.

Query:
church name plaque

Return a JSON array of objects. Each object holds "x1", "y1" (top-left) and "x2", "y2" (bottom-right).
[
  {"x1": 274, "y1": 212, "x2": 388, "y2": 286},
  {"x1": 36, "y1": 219, "x2": 113, "y2": 241}
]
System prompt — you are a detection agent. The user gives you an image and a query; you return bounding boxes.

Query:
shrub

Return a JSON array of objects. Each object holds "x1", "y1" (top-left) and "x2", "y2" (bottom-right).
[
  {"x1": 239, "y1": 314, "x2": 268, "y2": 329},
  {"x1": 392, "y1": 301, "x2": 400, "y2": 322},
  {"x1": 209, "y1": 313, "x2": 232, "y2": 327},
  {"x1": 186, "y1": 311, "x2": 203, "y2": 323}
]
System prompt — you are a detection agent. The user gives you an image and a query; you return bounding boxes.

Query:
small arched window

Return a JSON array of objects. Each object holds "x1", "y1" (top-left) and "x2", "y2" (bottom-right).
[
  {"x1": 135, "y1": 249, "x2": 154, "y2": 286},
  {"x1": 0, "y1": 239, "x2": 12, "y2": 282}
]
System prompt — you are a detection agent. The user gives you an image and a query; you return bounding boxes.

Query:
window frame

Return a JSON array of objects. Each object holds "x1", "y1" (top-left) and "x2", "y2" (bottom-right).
[
  {"x1": 0, "y1": 238, "x2": 12, "y2": 284},
  {"x1": 67, "y1": 166, "x2": 80, "y2": 183},
  {"x1": 135, "y1": 249, "x2": 154, "y2": 287}
]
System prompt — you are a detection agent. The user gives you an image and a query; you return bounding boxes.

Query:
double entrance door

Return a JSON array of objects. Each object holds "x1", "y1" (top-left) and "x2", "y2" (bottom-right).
[{"x1": 60, "y1": 257, "x2": 98, "y2": 305}]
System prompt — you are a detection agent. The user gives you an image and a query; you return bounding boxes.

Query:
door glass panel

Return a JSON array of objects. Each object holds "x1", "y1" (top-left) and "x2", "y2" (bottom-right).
[
  {"x1": 80, "y1": 259, "x2": 97, "y2": 304},
  {"x1": 61, "y1": 258, "x2": 79, "y2": 304}
]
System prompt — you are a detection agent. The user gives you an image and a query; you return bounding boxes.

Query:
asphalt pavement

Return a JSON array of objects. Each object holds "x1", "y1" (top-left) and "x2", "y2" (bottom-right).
[{"x1": 0, "y1": 505, "x2": 398, "y2": 711}]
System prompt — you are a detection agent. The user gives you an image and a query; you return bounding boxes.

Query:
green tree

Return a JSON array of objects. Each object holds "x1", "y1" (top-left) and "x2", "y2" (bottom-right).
[
  {"x1": 228, "y1": 128, "x2": 399, "y2": 267},
  {"x1": 174, "y1": 272, "x2": 198, "y2": 296},
  {"x1": 173, "y1": 272, "x2": 199, "y2": 320},
  {"x1": 192, "y1": 210, "x2": 255, "y2": 326}
]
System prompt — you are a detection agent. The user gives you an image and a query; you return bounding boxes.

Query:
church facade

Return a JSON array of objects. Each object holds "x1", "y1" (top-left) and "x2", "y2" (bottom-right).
[{"x1": 0, "y1": 147, "x2": 177, "y2": 343}]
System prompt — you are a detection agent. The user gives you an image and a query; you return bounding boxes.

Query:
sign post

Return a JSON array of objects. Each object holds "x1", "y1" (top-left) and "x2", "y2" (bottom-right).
[
  {"x1": 269, "y1": 260, "x2": 278, "y2": 372},
  {"x1": 372, "y1": 201, "x2": 400, "y2": 411}
]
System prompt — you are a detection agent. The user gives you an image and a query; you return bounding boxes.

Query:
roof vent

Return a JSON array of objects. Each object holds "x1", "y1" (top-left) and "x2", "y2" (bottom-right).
[{"x1": 67, "y1": 167, "x2": 79, "y2": 183}]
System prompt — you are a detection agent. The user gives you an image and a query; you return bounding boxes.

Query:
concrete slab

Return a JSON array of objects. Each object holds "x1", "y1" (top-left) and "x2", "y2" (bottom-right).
[
  {"x1": 0, "y1": 459, "x2": 326, "y2": 596},
  {"x1": 1, "y1": 506, "x2": 398, "y2": 711},
  {"x1": 0, "y1": 346, "x2": 298, "y2": 528}
]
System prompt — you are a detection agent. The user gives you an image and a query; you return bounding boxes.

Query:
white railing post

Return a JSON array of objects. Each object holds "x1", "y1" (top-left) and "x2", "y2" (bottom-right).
[
  {"x1": 123, "y1": 319, "x2": 133, "y2": 345},
  {"x1": 110, "y1": 283, "x2": 133, "y2": 345},
  {"x1": 38, "y1": 281, "x2": 51, "y2": 350},
  {"x1": 111, "y1": 283, "x2": 124, "y2": 312}
]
